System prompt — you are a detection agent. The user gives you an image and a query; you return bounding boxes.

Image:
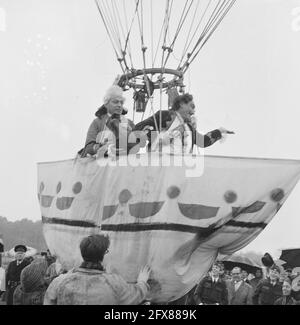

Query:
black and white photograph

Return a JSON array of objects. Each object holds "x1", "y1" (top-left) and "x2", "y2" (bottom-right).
[{"x1": 1, "y1": 0, "x2": 300, "y2": 309}]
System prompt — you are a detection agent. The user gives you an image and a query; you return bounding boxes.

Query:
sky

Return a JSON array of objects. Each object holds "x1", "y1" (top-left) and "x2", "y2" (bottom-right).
[{"x1": 0, "y1": 0, "x2": 300, "y2": 254}]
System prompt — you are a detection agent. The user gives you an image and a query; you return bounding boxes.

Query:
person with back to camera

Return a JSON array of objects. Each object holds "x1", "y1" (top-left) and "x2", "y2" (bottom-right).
[{"x1": 44, "y1": 234, "x2": 151, "y2": 305}]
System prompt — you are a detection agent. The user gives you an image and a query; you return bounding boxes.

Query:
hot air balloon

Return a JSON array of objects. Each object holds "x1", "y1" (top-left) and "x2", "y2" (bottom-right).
[{"x1": 37, "y1": 0, "x2": 300, "y2": 303}]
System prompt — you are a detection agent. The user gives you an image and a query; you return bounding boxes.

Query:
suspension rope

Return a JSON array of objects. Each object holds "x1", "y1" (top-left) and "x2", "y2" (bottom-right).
[
  {"x1": 94, "y1": 0, "x2": 125, "y2": 73},
  {"x1": 123, "y1": 0, "x2": 140, "y2": 66},
  {"x1": 178, "y1": 0, "x2": 204, "y2": 68},
  {"x1": 122, "y1": 0, "x2": 134, "y2": 69},
  {"x1": 179, "y1": 0, "x2": 236, "y2": 73},
  {"x1": 102, "y1": 0, "x2": 123, "y2": 53},
  {"x1": 184, "y1": 0, "x2": 236, "y2": 72},
  {"x1": 187, "y1": 0, "x2": 225, "y2": 62},
  {"x1": 162, "y1": 0, "x2": 194, "y2": 69},
  {"x1": 150, "y1": 1, "x2": 154, "y2": 69}
]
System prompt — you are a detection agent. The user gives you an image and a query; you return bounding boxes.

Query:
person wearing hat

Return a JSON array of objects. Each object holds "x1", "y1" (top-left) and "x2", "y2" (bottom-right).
[
  {"x1": 5, "y1": 245, "x2": 30, "y2": 305},
  {"x1": 252, "y1": 264, "x2": 282, "y2": 305},
  {"x1": 79, "y1": 85, "x2": 140, "y2": 158},
  {"x1": 44, "y1": 234, "x2": 151, "y2": 305},
  {"x1": 13, "y1": 258, "x2": 48, "y2": 305},
  {"x1": 274, "y1": 278, "x2": 298, "y2": 305}
]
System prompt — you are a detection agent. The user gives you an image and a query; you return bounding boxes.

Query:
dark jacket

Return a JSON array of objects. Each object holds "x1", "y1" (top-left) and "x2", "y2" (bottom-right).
[
  {"x1": 252, "y1": 279, "x2": 282, "y2": 305},
  {"x1": 249, "y1": 277, "x2": 263, "y2": 290},
  {"x1": 134, "y1": 110, "x2": 222, "y2": 151},
  {"x1": 79, "y1": 105, "x2": 135, "y2": 157},
  {"x1": 274, "y1": 296, "x2": 298, "y2": 305},
  {"x1": 193, "y1": 275, "x2": 228, "y2": 305},
  {"x1": 5, "y1": 260, "x2": 30, "y2": 305}
]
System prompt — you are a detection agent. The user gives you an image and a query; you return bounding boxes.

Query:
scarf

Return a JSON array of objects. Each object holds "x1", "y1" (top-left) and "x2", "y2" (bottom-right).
[
  {"x1": 80, "y1": 261, "x2": 104, "y2": 271},
  {"x1": 151, "y1": 112, "x2": 193, "y2": 154}
]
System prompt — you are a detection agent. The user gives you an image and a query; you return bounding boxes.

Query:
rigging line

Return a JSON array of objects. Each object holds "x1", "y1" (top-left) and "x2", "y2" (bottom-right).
[
  {"x1": 162, "y1": 0, "x2": 194, "y2": 68},
  {"x1": 177, "y1": 0, "x2": 211, "y2": 69},
  {"x1": 122, "y1": 0, "x2": 134, "y2": 69},
  {"x1": 112, "y1": 0, "x2": 132, "y2": 71},
  {"x1": 180, "y1": 0, "x2": 226, "y2": 70},
  {"x1": 187, "y1": 0, "x2": 225, "y2": 59},
  {"x1": 151, "y1": 1, "x2": 154, "y2": 69},
  {"x1": 159, "y1": 80, "x2": 163, "y2": 133},
  {"x1": 134, "y1": 1, "x2": 158, "y2": 130},
  {"x1": 153, "y1": 0, "x2": 172, "y2": 68},
  {"x1": 162, "y1": 0, "x2": 172, "y2": 47},
  {"x1": 111, "y1": 0, "x2": 124, "y2": 44},
  {"x1": 195, "y1": 0, "x2": 234, "y2": 53},
  {"x1": 161, "y1": 0, "x2": 172, "y2": 68},
  {"x1": 199, "y1": 0, "x2": 229, "y2": 41},
  {"x1": 143, "y1": 96, "x2": 155, "y2": 125},
  {"x1": 157, "y1": 0, "x2": 172, "y2": 134},
  {"x1": 169, "y1": 0, "x2": 192, "y2": 49},
  {"x1": 99, "y1": 0, "x2": 122, "y2": 55},
  {"x1": 123, "y1": 0, "x2": 140, "y2": 64},
  {"x1": 136, "y1": 0, "x2": 147, "y2": 69},
  {"x1": 200, "y1": 0, "x2": 236, "y2": 48},
  {"x1": 184, "y1": 0, "x2": 236, "y2": 73},
  {"x1": 178, "y1": 0, "x2": 202, "y2": 67},
  {"x1": 103, "y1": 0, "x2": 123, "y2": 53},
  {"x1": 94, "y1": 0, "x2": 124, "y2": 72},
  {"x1": 133, "y1": 101, "x2": 136, "y2": 122},
  {"x1": 196, "y1": 0, "x2": 233, "y2": 49},
  {"x1": 95, "y1": 0, "x2": 119, "y2": 54},
  {"x1": 112, "y1": 0, "x2": 126, "y2": 43},
  {"x1": 152, "y1": 9, "x2": 167, "y2": 67}
]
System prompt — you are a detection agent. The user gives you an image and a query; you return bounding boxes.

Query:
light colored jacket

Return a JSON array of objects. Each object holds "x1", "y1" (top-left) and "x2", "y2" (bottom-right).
[
  {"x1": 82, "y1": 114, "x2": 135, "y2": 157},
  {"x1": 0, "y1": 267, "x2": 5, "y2": 291},
  {"x1": 226, "y1": 280, "x2": 253, "y2": 305},
  {"x1": 43, "y1": 268, "x2": 148, "y2": 305}
]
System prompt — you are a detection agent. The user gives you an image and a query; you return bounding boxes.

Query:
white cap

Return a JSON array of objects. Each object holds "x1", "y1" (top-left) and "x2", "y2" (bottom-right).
[{"x1": 103, "y1": 85, "x2": 125, "y2": 104}]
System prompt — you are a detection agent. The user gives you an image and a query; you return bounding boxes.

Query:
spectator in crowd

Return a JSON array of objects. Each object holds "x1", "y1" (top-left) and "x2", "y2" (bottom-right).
[
  {"x1": 274, "y1": 279, "x2": 298, "y2": 305},
  {"x1": 291, "y1": 274, "x2": 300, "y2": 302},
  {"x1": 241, "y1": 270, "x2": 250, "y2": 284},
  {"x1": 5, "y1": 245, "x2": 30, "y2": 305},
  {"x1": 292, "y1": 267, "x2": 300, "y2": 277},
  {"x1": 0, "y1": 263, "x2": 5, "y2": 298},
  {"x1": 44, "y1": 258, "x2": 66, "y2": 286},
  {"x1": 253, "y1": 265, "x2": 282, "y2": 305},
  {"x1": 223, "y1": 270, "x2": 232, "y2": 281},
  {"x1": 193, "y1": 263, "x2": 228, "y2": 305},
  {"x1": 286, "y1": 268, "x2": 293, "y2": 279},
  {"x1": 218, "y1": 262, "x2": 226, "y2": 280},
  {"x1": 44, "y1": 234, "x2": 151, "y2": 305},
  {"x1": 226, "y1": 267, "x2": 253, "y2": 305},
  {"x1": 13, "y1": 258, "x2": 48, "y2": 305},
  {"x1": 247, "y1": 273, "x2": 255, "y2": 282},
  {"x1": 41, "y1": 250, "x2": 56, "y2": 267},
  {"x1": 249, "y1": 269, "x2": 263, "y2": 290},
  {"x1": 279, "y1": 270, "x2": 288, "y2": 284}
]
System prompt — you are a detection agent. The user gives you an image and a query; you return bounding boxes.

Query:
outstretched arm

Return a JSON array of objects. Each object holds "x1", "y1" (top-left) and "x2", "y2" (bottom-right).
[{"x1": 194, "y1": 128, "x2": 234, "y2": 148}]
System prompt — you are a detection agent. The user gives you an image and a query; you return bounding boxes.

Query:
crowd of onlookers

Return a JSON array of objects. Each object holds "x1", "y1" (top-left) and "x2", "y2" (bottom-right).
[
  {"x1": 178, "y1": 260, "x2": 300, "y2": 305},
  {"x1": 0, "y1": 236, "x2": 151, "y2": 305},
  {"x1": 0, "y1": 238, "x2": 300, "y2": 305}
]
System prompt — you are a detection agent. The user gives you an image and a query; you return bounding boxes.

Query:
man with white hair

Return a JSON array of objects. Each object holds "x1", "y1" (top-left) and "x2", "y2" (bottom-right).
[{"x1": 79, "y1": 85, "x2": 138, "y2": 158}]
